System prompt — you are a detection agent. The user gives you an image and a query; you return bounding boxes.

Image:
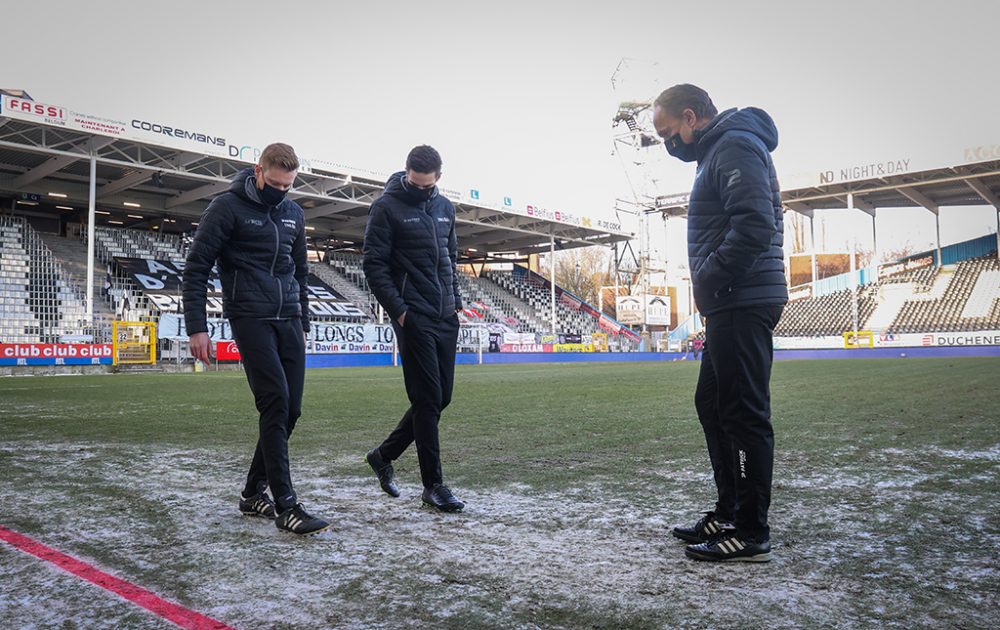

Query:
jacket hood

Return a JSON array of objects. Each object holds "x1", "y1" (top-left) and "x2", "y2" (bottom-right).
[
  {"x1": 384, "y1": 171, "x2": 439, "y2": 203},
  {"x1": 229, "y1": 167, "x2": 267, "y2": 208},
  {"x1": 697, "y1": 107, "x2": 779, "y2": 158}
]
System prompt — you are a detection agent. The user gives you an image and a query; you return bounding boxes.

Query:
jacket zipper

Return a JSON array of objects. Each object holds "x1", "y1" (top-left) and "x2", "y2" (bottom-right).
[
  {"x1": 422, "y1": 201, "x2": 445, "y2": 318},
  {"x1": 269, "y1": 208, "x2": 283, "y2": 318}
]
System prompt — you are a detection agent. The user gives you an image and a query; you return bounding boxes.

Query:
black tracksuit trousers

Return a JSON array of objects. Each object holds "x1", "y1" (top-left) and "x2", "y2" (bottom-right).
[
  {"x1": 694, "y1": 305, "x2": 783, "y2": 543},
  {"x1": 230, "y1": 317, "x2": 305, "y2": 512},
  {"x1": 379, "y1": 310, "x2": 459, "y2": 488}
]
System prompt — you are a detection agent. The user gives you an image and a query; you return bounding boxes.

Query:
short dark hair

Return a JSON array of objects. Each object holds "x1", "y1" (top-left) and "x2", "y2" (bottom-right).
[
  {"x1": 406, "y1": 145, "x2": 442, "y2": 174},
  {"x1": 654, "y1": 84, "x2": 718, "y2": 120}
]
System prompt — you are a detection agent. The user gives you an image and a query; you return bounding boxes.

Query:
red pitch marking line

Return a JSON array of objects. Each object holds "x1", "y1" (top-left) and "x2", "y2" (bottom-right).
[{"x1": 0, "y1": 525, "x2": 236, "y2": 630}]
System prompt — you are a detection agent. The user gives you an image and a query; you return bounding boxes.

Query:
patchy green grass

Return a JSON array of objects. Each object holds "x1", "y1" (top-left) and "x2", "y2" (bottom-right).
[{"x1": 1, "y1": 358, "x2": 998, "y2": 629}]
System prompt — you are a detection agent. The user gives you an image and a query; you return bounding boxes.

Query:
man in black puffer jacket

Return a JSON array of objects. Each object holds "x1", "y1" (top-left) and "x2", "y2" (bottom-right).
[
  {"x1": 653, "y1": 84, "x2": 788, "y2": 563},
  {"x1": 183, "y1": 143, "x2": 328, "y2": 536},
  {"x1": 362, "y1": 145, "x2": 466, "y2": 512}
]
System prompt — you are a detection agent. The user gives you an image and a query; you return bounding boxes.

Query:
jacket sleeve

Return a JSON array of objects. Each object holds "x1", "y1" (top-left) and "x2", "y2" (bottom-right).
[
  {"x1": 183, "y1": 197, "x2": 234, "y2": 335},
  {"x1": 449, "y1": 212, "x2": 463, "y2": 311},
  {"x1": 293, "y1": 212, "x2": 310, "y2": 332},
  {"x1": 362, "y1": 201, "x2": 407, "y2": 320},
  {"x1": 695, "y1": 136, "x2": 777, "y2": 296}
]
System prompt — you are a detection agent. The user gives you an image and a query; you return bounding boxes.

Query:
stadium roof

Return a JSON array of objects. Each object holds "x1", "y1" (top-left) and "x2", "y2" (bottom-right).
[
  {"x1": 651, "y1": 156, "x2": 1000, "y2": 218},
  {"x1": 0, "y1": 92, "x2": 631, "y2": 256}
]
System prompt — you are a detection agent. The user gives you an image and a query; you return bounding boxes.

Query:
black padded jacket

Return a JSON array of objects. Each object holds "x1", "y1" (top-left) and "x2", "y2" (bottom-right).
[{"x1": 183, "y1": 168, "x2": 309, "y2": 334}]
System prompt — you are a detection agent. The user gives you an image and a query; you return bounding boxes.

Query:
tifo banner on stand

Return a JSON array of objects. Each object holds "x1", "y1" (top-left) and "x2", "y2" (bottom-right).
[{"x1": 115, "y1": 258, "x2": 367, "y2": 319}]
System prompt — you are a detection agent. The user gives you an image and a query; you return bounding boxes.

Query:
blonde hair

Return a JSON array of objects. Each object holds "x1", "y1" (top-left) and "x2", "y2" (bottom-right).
[{"x1": 259, "y1": 143, "x2": 299, "y2": 172}]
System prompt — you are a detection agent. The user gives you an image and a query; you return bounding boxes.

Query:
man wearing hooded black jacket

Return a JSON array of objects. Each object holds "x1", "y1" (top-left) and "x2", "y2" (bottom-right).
[
  {"x1": 183, "y1": 142, "x2": 329, "y2": 536},
  {"x1": 362, "y1": 145, "x2": 466, "y2": 512},
  {"x1": 653, "y1": 85, "x2": 788, "y2": 562}
]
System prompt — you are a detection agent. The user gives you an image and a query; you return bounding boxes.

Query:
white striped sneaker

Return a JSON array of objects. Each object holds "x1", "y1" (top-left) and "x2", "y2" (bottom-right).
[
  {"x1": 239, "y1": 491, "x2": 277, "y2": 519},
  {"x1": 672, "y1": 511, "x2": 734, "y2": 544},
  {"x1": 685, "y1": 530, "x2": 771, "y2": 563},
  {"x1": 275, "y1": 504, "x2": 330, "y2": 536}
]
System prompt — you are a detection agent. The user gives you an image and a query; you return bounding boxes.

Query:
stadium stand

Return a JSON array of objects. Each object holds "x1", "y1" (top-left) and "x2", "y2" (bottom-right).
[
  {"x1": 887, "y1": 256, "x2": 1000, "y2": 333},
  {"x1": 456, "y1": 271, "x2": 539, "y2": 332},
  {"x1": 0, "y1": 216, "x2": 104, "y2": 343},
  {"x1": 769, "y1": 253, "x2": 1000, "y2": 338},
  {"x1": 322, "y1": 250, "x2": 380, "y2": 320},
  {"x1": 8, "y1": 220, "x2": 997, "y2": 351},
  {"x1": 308, "y1": 258, "x2": 377, "y2": 321},
  {"x1": 485, "y1": 268, "x2": 599, "y2": 336},
  {"x1": 773, "y1": 284, "x2": 880, "y2": 338},
  {"x1": 81, "y1": 225, "x2": 175, "y2": 323}
]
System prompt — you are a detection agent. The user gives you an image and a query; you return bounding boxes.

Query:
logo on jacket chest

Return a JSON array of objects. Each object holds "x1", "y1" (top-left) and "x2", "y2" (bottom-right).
[
  {"x1": 437, "y1": 217, "x2": 449, "y2": 223},
  {"x1": 244, "y1": 218, "x2": 265, "y2": 227},
  {"x1": 281, "y1": 219, "x2": 297, "y2": 230}
]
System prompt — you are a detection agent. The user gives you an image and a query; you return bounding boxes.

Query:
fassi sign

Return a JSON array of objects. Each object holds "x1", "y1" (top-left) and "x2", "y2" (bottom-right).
[
  {"x1": 1, "y1": 96, "x2": 67, "y2": 122},
  {"x1": 0, "y1": 344, "x2": 113, "y2": 358}
]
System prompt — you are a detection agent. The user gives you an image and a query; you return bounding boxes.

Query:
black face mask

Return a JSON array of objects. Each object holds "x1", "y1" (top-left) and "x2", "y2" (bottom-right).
[
  {"x1": 258, "y1": 183, "x2": 287, "y2": 207},
  {"x1": 664, "y1": 133, "x2": 698, "y2": 163},
  {"x1": 402, "y1": 175, "x2": 435, "y2": 203}
]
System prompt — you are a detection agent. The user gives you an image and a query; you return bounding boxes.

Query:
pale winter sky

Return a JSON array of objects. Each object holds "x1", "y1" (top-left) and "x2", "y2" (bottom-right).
[{"x1": 5, "y1": 0, "x2": 998, "y2": 268}]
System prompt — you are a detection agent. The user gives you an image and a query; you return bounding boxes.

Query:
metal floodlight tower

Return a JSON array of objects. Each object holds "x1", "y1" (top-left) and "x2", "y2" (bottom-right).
[{"x1": 610, "y1": 62, "x2": 668, "y2": 333}]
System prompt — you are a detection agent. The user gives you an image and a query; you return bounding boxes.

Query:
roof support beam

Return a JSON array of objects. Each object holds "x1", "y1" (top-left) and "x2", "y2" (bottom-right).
[
  {"x1": 97, "y1": 152, "x2": 204, "y2": 198},
  {"x1": 11, "y1": 136, "x2": 115, "y2": 189},
  {"x1": 897, "y1": 186, "x2": 939, "y2": 214},
  {"x1": 303, "y1": 202, "x2": 359, "y2": 220},
  {"x1": 851, "y1": 196, "x2": 877, "y2": 216},
  {"x1": 784, "y1": 201, "x2": 813, "y2": 218},
  {"x1": 164, "y1": 181, "x2": 231, "y2": 209},
  {"x1": 965, "y1": 178, "x2": 1000, "y2": 209}
]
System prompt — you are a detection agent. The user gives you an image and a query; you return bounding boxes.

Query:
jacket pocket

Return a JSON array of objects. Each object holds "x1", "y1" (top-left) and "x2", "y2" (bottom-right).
[
  {"x1": 399, "y1": 272, "x2": 409, "y2": 298},
  {"x1": 232, "y1": 270, "x2": 240, "y2": 302}
]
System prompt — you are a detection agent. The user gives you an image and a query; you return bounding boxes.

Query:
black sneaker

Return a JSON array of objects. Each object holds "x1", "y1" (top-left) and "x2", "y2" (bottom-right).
[
  {"x1": 275, "y1": 504, "x2": 330, "y2": 536},
  {"x1": 366, "y1": 447, "x2": 400, "y2": 498},
  {"x1": 672, "y1": 511, "x2": 732, "y2": 543},
  {"x1": 239, "y1": 491, "x2": 277, "y2": 519},
  {"x1": 421, "y1": 484, "x2": 465, "y2": 513},
  {"x1": 685, "y1": 530, "x2": 771, "y2": 563}
]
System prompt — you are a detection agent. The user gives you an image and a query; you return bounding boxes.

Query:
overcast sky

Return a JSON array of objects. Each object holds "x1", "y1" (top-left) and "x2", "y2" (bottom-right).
[{"x1": 6, "y1": 0, "x2": 999, "y2": 263}]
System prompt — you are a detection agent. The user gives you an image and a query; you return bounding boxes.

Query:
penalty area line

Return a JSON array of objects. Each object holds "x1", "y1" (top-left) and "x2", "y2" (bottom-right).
[{"x1": 0, "y1": 524, "x2": 235, "y2": 630}]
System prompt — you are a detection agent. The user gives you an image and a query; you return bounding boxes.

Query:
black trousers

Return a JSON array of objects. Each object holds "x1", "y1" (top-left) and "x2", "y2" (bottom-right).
[
  {"x1": 230, "y1": 317, "x2": 305, "y2": 511},
  {"x1": 694, "y1": 305, "x2": 783, "y2": 542},
  {"x1": 380, "y1": 310, "x2": 459, "y2": 488}
]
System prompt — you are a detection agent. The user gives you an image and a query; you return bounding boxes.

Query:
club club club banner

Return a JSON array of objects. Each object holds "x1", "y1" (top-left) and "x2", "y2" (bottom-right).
[{"x1": 0, "y1": 343, "x2": 113, "y2": 366}]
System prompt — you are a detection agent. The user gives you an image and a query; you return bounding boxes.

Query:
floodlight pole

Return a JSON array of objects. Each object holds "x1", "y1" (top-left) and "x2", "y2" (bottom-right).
[
  {"x1": 86, "y1": 154, "x2": 96, "y2": 323},
  {"x1": 810, "y1": 215, "x2": 817, "y2": 284},
  {"x1": 550, "y1": 235, "x2": 556, "y2": 335},
  {"x1": 935, "y1": 212, "x2": 942, "y2": 265},
  {"x1": 871, "y1": 211, "x2": 879, "y2": 277},
  {"x1": 848, "y1": 193, "x2": 859, "y2": 334}
]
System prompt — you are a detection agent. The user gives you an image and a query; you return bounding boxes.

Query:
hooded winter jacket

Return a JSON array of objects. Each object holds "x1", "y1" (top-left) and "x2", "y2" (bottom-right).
[
  {"x1": 363, "y1": 171, "x2": 462, "y2": 321},
  {"x1": 183, "y1": 168, "x2": 309, "y2": 334},
  {"x1": 685, "y1": 107, "x2": 788, "y2": 316}
]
